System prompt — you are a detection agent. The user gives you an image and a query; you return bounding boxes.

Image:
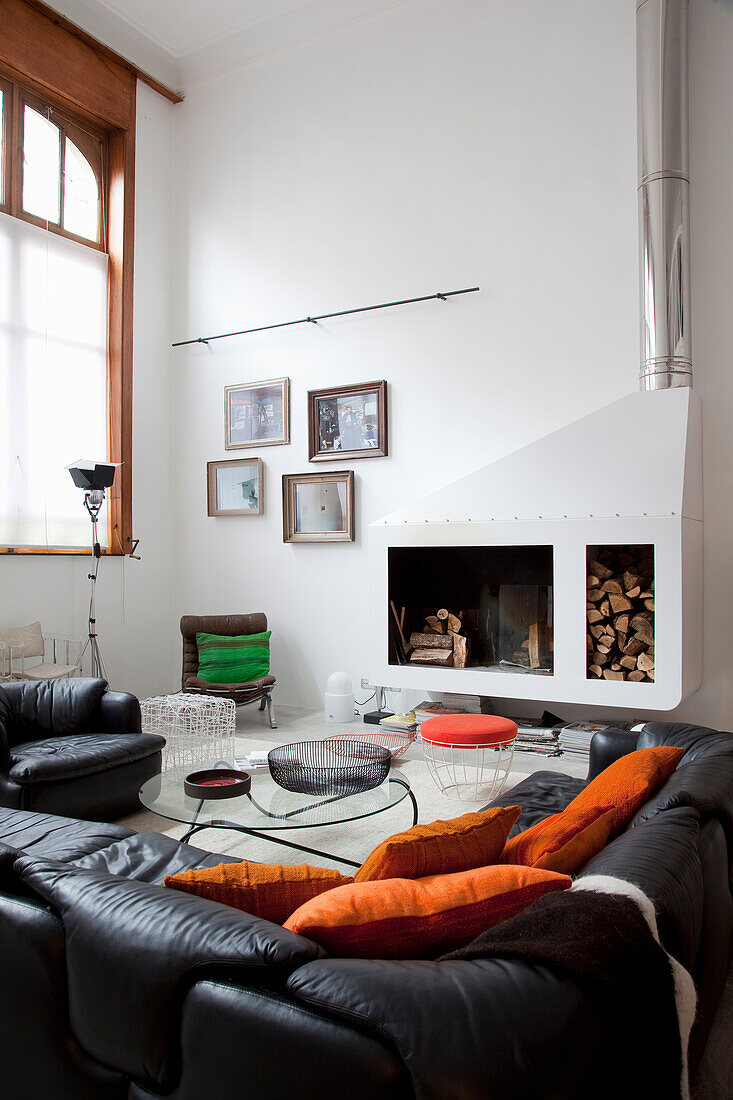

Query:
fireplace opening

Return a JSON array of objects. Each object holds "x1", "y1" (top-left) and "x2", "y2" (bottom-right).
[
  {"x1": 586, "y1": 544, "x2": 655, "y2": 682},
  {"x1": 388, "y1": 545, "x2": 554, "y2": 675}
]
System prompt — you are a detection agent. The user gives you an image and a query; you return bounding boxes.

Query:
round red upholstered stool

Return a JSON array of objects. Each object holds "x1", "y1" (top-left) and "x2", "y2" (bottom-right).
[{"x1": 420, "y1": 715, "x2": 517, "y2": 801}]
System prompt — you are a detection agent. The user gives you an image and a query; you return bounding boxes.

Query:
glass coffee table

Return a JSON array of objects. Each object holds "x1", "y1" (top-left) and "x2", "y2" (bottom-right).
[{"x1": 140, "y1": 761, "x2": 418, "y2": 870}]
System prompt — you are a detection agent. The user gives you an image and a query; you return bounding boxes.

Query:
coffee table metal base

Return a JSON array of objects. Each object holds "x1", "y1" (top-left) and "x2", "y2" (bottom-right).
[{"x1": 180, "y1": 776, "x2": 418, "y2": 869}]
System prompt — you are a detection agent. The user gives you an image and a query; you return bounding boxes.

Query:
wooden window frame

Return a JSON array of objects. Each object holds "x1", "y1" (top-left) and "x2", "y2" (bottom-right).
[
  {"x1": 0, "y1": 75, "x2": 12, "y2": 211},
  {"x1": 17, "y1": 88, "x2": 107, "y2": 250},
  {"x1": 0, "y1": 3, "x2": 139, "y2": 557}
]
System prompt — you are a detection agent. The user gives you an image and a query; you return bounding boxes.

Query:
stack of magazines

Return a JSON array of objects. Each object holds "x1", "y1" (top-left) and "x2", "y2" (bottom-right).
[
  {"x1": 413, "y1": 700, "x2": 471, "y2": 726},
  {"x1": 513, "y1": 717, "x2": 563, "y2": 757},
  {"x1": 558, "y1": 721, "x2": 610, "y2": 758},
  {"x1": 379, "y1": 712, "x2": 418, "y2": 733}
]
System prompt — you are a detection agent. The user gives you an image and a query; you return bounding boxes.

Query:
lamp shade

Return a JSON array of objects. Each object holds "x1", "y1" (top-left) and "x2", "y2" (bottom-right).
[{"x1": 325, "y1": 671, "x2": 354, "y2": 723}]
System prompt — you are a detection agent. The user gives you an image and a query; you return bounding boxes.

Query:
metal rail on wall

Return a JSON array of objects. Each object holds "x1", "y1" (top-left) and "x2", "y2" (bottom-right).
[{"x1": 171, "y1": 287, "x2": 480, "y2": 348}]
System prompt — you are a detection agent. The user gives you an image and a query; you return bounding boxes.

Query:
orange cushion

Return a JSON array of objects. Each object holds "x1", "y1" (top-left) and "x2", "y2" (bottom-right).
[
  {"x1": 164, "y1": 861, "x2": 353, "y2": 925},
  {"x1": 566, "y1": 746, "x2": 685, "y2": 833},
  {"x1": 420, "y1": 714, "x2": 517, "y2": 746},
  {"x1": 354, "y1": 805, "x2": 521, "y2": 883},
  {"x1": 500, "y1": 806, "x2": 617, "y2": 875},
  {"x1": 284, "y1": 864, "x2": 572, "y2": 958}
]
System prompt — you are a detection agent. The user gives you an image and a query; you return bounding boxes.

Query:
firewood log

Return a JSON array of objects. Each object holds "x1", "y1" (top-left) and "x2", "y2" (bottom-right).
[
  {"x1": 628, "y1": 670, "x2": 646, "y2": 682},
  {"x1": 409, "y1": 633, "x2": 452, "y2": 650},
  {"x1": 609, "y1": 594, "x2": 633, "y2": 614},
  {"x1": 637, "y1": 650, "x2": 655, "y2": 673},
  {"x1": 614, "y1": 613, "x2": 630, "y2": 635},
  {"x1": 528, "y1": 622, "x2": 541, "y2": 669},
  {"x1": 603, "y1": 669, "x2": 625, "y2": 681},
  {"x1": 452, "y1": 634, "x2": 470, "y2": 668},
  {"x1": 589, "y1": 559, "x2": 613, "y2": 580},
  {"x1": 436, "y1": 609, "x2": 449, "y2": 621},
  {"x1": 602, "y1": 579, "x2": 623, "y2": 595},
  {"x1": 425, "y1": 616, "x2": 446, "y2": 634},
  {"x1": 410, "y1": 648, "x2": 453, "y2": 666}
]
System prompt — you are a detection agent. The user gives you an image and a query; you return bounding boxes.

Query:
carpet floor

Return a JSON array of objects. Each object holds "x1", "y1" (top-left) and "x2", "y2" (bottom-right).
[{"x1": 121, "y1": 705, "x2": 732, "y2": 1097}]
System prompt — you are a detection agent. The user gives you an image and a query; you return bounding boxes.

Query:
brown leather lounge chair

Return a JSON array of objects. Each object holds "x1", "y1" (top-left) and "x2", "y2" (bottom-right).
[{"x1": 180, "y1": 613, "x2": 277, "y2": 728}]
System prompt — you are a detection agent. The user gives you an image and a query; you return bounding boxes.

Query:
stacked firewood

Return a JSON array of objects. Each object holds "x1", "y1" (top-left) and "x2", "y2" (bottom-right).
[
  {"x1": 586, "y1": 547, "x2": 654, "y2": 682},
  {"x1": 396, "y1": 607, "x2": 471, "y2": 668}
]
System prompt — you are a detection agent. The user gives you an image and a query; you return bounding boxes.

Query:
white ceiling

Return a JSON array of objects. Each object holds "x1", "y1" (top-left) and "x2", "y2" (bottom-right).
[
  {"x1": 91, "y1": 0, "x2": 325, "y2": 58},
  {"x1": 43, "y1": 0, "x2": 414, "y2": 90}
]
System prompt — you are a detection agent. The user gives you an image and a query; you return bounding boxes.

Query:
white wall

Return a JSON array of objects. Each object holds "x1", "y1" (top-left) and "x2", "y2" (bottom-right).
[
  {"x1": 0, "y1": 83, "x2": 179, "y2": 700},
  {"x1": 171, "y1": 0, "x2": 641, "y2": 711},
  {"x1": 6, "y1": 0, "x2": 733, "y2": 730}
]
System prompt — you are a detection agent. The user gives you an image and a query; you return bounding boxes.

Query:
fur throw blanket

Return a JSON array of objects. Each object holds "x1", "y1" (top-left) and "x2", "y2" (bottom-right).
[{"x1": 443, "y1": 875, "x2": 696, "y2": 1100}]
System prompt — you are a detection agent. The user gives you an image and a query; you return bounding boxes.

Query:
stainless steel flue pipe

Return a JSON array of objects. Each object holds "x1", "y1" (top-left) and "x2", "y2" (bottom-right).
[{"x1": 637, "y1": 0, "x2": 692, "y2": 389}]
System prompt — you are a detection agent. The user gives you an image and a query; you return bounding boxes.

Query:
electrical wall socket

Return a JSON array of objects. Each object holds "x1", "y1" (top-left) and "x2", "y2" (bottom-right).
[{"x1": 361, "y1": 678, "x2": 400, "y2": 694}]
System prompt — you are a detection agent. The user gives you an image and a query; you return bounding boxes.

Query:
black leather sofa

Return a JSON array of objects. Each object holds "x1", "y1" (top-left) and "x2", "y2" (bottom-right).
[
  {"x1": 0, "y1": 678, "x2": 165, "y2": 820},
  {"x1": 0, "y1": 720, "x2": 732, "y2": 1100}
]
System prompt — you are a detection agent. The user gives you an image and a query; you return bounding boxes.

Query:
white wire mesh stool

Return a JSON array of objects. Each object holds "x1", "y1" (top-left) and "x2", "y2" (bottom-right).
[
  {"x1": 141, "y1": 693, "x2": 236, "y2": 773},
  {"x1": 420, "y1": 715, "x2": 518, "y2": 801}
]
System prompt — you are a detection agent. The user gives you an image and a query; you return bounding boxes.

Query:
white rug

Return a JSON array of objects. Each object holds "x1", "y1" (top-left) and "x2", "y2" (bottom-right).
[{"x1": 122, "y1": 705, "x2": 587, "y2": 871}]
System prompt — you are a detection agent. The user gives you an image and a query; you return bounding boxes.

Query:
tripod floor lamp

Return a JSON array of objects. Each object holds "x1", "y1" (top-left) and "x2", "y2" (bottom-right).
[{"x1": 66, "y1": 459, "x2": 120, "y2": 681}]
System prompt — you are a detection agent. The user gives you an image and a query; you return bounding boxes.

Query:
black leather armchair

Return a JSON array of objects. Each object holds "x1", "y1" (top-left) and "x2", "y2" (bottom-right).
[{"x1": 0, "y1": 678, "x2": 165, "y2": 820}]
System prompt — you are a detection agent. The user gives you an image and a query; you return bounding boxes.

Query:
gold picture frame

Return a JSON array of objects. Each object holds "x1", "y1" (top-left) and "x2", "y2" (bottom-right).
[{"x1": 225, "y1": 377, "x2": 290, "y2": 450}]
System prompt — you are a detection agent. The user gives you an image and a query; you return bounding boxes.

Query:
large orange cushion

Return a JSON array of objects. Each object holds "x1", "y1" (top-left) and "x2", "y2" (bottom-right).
[
  {"x1": 566, "y1": 746, "x2": 685, "y2": 833},
  {"x1": 165, "y1": 861, "x2": 353, "y2": 924},
  {"x1": 420, "y1": 714, "x2": 517, "y2": 746},
  {"x1": 354, "y1": 805, "x2": 521, "y2": 883},
  {"x1": 284, "y1": 864, "x2": 572, "y2": 958},
  {"x1": 500, "y1": 805, "x2": 617, "y2": 875}
]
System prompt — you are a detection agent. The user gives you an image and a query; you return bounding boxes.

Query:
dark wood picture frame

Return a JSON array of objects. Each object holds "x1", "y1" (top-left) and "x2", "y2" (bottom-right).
[
  {"x1": 207, "y1": 458, "x2": 264, "y2": 516},
  {"x1": 282, "y1": 470, "x2": 355, "y2": 543},
  {"x1": 307, "y1": 380, "x2": 387, "y2": 461}
]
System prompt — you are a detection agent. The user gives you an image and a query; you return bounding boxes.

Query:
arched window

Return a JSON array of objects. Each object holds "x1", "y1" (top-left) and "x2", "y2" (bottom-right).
[
  {"x1": 21, "y1": 97, "x2": 105, "y2": 247},
  {"x1": 0, "y1": 77, "x2": 111, "y2": 550}
]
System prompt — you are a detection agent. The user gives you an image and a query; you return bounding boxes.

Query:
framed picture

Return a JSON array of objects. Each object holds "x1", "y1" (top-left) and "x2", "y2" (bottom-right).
[
  {"x1": 307, "y1": 380, "x2": 387, "y2": 461},
  {"x1": 207, "y1": 458, "x2": 264, "y2": 516},
  {"x1": 225, "y1": 377, "x2": 290, "y2": 449},
  {"x1": 282, "y1": 471, "x2": 355, "y2": 543}
]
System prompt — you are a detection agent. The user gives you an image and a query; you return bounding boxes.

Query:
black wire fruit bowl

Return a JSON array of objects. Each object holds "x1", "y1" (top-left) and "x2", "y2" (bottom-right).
[{"x1": 268, "y1": 740, "x2": 391, "y2": 796}]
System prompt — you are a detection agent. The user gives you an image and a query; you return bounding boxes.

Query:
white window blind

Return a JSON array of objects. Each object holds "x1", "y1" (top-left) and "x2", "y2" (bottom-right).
[{"x1": 0, "y1": 210, "x2": 109, "y2": 549}]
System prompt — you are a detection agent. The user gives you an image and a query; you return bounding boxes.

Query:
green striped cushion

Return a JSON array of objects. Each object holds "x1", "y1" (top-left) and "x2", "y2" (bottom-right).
[{"x1": 195, "y1": 631, "x2": 271, "y2": 684}]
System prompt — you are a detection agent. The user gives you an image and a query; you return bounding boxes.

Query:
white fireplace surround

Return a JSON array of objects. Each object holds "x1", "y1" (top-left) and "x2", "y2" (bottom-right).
[{"x1": 368, "y1": 388, "x2": 702, "y2": 711}]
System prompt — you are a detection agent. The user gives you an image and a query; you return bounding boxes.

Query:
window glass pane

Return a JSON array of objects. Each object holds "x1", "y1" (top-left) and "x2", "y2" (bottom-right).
[
  {"x1": 0, "y1": 211, "x2": 108, "y2": 548},
  {"x1": 63, "y1": 137, "x2": 99, "y2": 242},
  {"x1": 0, "y1": 90, "x2": 4, "y2": 205},
  {"x1": 22, "y1": 105, "x2": 61, "y2": 224}
]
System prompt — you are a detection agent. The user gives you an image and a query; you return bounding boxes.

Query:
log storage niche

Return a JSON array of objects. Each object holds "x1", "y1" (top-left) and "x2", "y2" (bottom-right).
[
  {"x1": 586, "y1": 544, "x2": 654, "y2": 683},
  {"x1": 387, "y1": 545, "x2": 553, "y2": 675}
]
